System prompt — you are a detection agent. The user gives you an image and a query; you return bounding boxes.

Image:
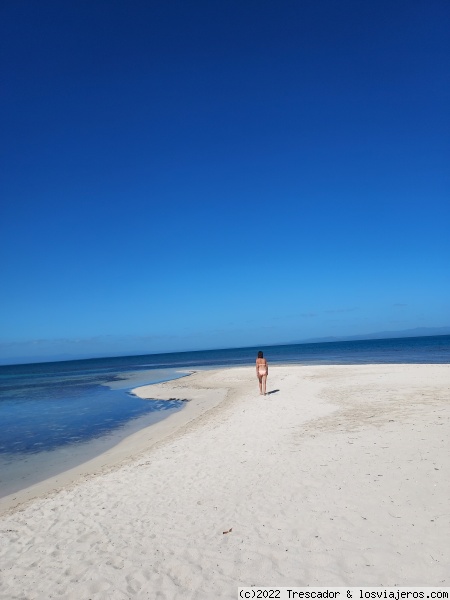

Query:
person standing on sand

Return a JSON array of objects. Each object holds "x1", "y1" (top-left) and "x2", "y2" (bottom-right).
[{"x1": 256, "y1": 351, "x2": 268, "y2": 395}]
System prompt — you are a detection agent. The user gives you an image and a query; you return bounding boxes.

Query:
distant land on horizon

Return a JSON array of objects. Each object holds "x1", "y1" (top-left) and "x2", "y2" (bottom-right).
[
  {"x1": 295, "y1": 326, "x2": 450, "y2": 345},
  {"x1": 1, "y1": 326, "x2": 450, "y2": 367}
]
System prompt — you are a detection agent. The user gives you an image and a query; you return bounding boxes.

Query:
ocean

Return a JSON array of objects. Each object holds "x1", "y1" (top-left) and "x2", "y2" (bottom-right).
[{"x1": 1, "y1": 334, "x2": 449, "y2": 497}]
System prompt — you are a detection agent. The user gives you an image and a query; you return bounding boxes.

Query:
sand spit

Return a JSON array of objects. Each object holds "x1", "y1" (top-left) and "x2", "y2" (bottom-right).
[{"x1": 0, "y1": 364, "x2": 449, "y2": 598}]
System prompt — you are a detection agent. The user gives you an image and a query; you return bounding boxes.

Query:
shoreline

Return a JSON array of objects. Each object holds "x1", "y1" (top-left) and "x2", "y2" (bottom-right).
[
  {"x1": 0, "y1": 366, "x2": 196, "y2": 505},
  {"x1": 1, "y1": 364, "x2": 449, "y2": 595},
  {"x1": 0, "y1": 368, "x2": 228, "y2": 516}
]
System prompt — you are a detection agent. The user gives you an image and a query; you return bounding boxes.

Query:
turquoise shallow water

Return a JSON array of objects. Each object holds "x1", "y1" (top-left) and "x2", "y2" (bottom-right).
[{"x1": 0, "y1": 335, "x2": 448, "y2": 496}]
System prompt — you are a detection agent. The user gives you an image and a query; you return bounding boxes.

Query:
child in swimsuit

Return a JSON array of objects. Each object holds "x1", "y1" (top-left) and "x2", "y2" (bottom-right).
[{"x1": 256, "y1": 350, "x2": 268, "y2": 395}]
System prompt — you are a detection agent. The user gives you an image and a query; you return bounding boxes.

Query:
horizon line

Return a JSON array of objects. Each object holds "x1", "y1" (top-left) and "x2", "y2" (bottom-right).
[{"x1": 1, "y1": 327, "x2": 449, "y2": 368}]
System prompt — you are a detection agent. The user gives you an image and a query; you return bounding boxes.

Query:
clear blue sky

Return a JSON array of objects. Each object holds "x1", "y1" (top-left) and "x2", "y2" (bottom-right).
[{"x1": 1, "y1": 1, "x2": 449, "y2": 363}]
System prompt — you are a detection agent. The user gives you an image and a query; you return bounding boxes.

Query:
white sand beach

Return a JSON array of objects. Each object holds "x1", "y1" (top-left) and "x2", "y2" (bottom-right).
[{"x1": 0, "y1": 364, "x2": 449, "y2": 599}]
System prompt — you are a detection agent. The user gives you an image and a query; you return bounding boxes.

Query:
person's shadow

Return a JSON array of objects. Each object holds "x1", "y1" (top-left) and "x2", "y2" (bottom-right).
[{"x1": 266, "y1": 389, "x2": 279, "y2": 395}]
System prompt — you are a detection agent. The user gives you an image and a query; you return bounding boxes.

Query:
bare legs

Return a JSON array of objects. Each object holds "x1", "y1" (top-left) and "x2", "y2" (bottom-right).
[{"x1": 258, "y1": 375, "x2": 267, "y2": 395}]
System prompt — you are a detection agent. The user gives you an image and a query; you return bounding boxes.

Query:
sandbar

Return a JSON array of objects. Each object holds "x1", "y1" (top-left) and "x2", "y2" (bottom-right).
[{"x1": 0, "y1": 364, "x2": 449, "y2": 598}]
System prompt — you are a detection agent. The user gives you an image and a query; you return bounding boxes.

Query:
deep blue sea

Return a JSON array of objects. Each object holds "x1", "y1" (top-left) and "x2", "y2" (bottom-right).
[{"x1": 1, "y1": 335, "x2": 449, "y2": 497}]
